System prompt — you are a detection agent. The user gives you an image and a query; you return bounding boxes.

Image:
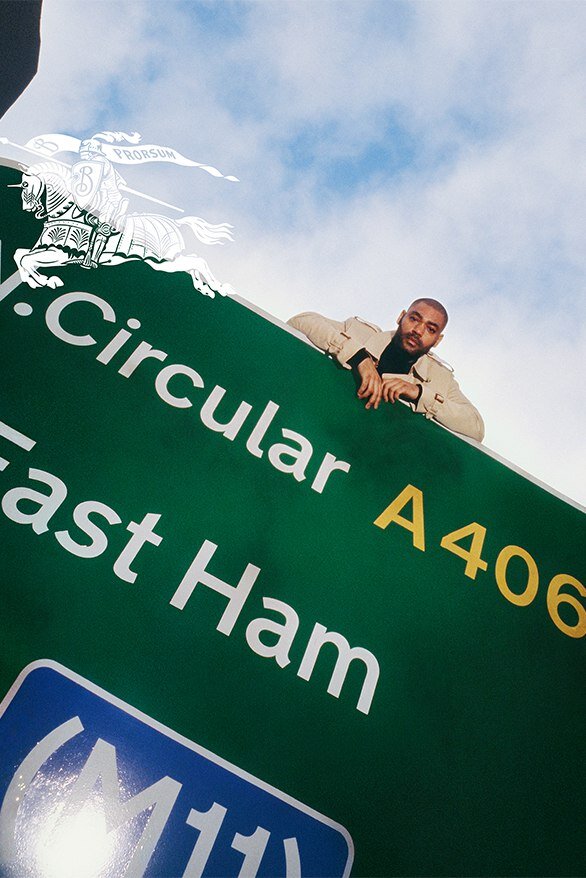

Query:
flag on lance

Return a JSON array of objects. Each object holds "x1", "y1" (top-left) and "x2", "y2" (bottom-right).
[{"x1": 24, "y1": 131, "x2": 239, "y2": 181}]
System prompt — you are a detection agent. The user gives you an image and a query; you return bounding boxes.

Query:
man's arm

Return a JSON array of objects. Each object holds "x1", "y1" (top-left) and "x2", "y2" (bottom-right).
[
  {"x1": 412, "y1": 375, "x2": 485, "y2": 441},
  {"x1": 287, "y1": 312, "x2": 377, "y2": 367},
  {"x1": 288, "y1": 313, "x2": 385, "y2": 409}
]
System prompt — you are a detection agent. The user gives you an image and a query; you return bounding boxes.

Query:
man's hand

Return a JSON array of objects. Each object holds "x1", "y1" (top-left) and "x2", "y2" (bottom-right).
[
  {"x1": 382, "y1": 377, "x2": 421, "y2": 403},
  {"x1": 356, "y1": 357, "x2": 383, "y2": 409}
]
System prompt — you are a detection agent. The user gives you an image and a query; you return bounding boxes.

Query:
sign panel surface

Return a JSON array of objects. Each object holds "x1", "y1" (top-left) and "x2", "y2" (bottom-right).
[{"x1": 0, "y1": 159, "x2": 584, "y2": 876}]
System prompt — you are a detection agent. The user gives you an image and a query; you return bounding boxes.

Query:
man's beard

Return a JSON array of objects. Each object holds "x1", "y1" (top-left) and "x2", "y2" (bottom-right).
[{"x1": 392, "y1": 325, "x2": 431, "y2": 359}]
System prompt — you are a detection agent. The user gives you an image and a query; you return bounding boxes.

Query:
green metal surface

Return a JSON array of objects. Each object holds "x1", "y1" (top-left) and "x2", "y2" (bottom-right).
[{"x1": 0, "y1": 162, "x2": 584, "y2": 876}]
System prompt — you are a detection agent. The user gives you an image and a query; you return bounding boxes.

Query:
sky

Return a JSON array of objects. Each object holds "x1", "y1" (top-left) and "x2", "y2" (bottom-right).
[{"x1": 1, "y1": 0, "x2": 585, "y2": 507}]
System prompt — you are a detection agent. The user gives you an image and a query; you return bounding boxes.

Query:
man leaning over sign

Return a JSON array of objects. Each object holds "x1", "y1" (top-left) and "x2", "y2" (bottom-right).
[{"x1": 288, "y1": 299, "x2": 485, "y2": 442}]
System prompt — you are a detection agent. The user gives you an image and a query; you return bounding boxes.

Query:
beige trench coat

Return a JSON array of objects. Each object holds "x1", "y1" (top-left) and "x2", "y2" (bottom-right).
[{"x1": 288, "y1": 312, "x2": 485, "y2": 442}]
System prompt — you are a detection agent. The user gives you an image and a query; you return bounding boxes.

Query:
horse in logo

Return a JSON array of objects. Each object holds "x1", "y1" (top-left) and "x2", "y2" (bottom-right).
[{"x1": 12, "y1": 160, "x2": 237, "y2": 297}]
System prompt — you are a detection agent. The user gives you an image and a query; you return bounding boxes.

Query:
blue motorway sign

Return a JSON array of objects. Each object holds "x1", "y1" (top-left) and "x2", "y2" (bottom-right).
[{"x1": 0, "y1": 662, "x2": 352, "y2": 877}]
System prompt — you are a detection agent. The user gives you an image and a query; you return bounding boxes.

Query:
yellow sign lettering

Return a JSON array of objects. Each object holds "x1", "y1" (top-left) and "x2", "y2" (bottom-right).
[{"x1": 374, "y1": 485, "x2": 425, "y2": 551}]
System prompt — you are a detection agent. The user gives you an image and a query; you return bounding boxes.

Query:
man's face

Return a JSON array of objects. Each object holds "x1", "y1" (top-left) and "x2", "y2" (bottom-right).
[{"x1": 394, "y1": 303, "x2": 446, "y2": 357}]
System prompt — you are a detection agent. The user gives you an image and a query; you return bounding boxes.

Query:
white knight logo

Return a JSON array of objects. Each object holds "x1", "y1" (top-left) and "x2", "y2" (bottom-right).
[{"x1": 3, "y1": 130, "x2": 238, "y2": 298}]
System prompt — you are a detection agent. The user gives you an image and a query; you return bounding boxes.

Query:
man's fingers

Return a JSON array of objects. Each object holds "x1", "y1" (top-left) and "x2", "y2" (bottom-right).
[
  {"x1": 382, "y1": 382, "x2": 393, "y2": 402},
  {"x1": 357, "y1": 362, "x2": 384, "y2": 409},
  {"x1": 358, "y1": 376, "x2": 374, "y2": 397},
  {"x1": 382, "y1": 378, "x2": 410, "y2": 404},
  {"x1": 359, "y1": 376, "x2": 381, "y2": 403},
  {"x1": 358, "y1": 378, "x2": 373, "y2": 398},
  {"x1": 364, "y1": 379, "x2": 382, "y2": 409}
]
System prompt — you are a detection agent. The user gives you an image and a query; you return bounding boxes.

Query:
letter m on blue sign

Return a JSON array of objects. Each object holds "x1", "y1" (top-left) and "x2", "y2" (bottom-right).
[{"x1": 0, "y1": 662, "x2": 353, "y2": 877}]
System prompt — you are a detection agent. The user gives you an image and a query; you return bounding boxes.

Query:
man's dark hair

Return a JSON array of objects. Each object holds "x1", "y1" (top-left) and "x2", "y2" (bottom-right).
[{"x1": 408, "y1": 298, "x2": 449, "y2": 328}]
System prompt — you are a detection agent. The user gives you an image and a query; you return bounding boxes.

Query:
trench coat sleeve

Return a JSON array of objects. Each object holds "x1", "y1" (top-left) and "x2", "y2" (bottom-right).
[
  {"x1": 414, "y1": 373, "x2": 485, "y2": 442},
  {"x1": 287, "y1": 312, "x2": 375, "y2": 367}
]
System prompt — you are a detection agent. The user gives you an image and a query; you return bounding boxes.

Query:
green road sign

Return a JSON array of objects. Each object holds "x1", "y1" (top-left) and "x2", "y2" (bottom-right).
[{"x1": 0, "y1": 159, "x2": 584, "y2": 877}]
